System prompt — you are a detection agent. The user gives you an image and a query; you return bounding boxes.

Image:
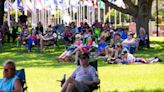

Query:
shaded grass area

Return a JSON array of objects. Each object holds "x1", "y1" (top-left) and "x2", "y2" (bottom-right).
[{"x1": 0, "y1": 37, "x2": 164, "y2": 92}]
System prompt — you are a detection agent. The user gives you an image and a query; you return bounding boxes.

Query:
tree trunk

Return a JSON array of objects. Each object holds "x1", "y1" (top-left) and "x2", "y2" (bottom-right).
[
  {"x1": 0, "y1": 0, "x2": 5, "y2": 26},
  {"x1": 135, "y1": 16, "x2": 150, "y2": 48}
]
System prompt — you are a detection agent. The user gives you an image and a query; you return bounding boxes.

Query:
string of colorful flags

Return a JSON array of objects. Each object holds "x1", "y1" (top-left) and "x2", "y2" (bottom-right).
[{"x1": 4, "y1": 0, "x2": 125, "y2": 28}]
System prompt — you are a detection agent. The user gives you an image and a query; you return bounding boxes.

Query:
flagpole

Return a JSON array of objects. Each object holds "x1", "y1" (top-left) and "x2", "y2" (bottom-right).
[
  {"x1": 104, "y1": 6, "x2": 105, "y2": 23},
  {"x1": 114, "y1": 10, "x2": 117, "y2": 29},
  {"x1": 87, "y1": 6, "x2": 90, "y2": 25},
  {"x1": 77, "y1": 5, "x2": 79, "y2": 26},
  {"x1": 15, "y1": 0, "x2": 18, "y2": 22},
  {"x1": 31, "y1": 0, "x2": 34, "y2": 27},
  {"x1": 60, "y1": 9, "x2": 62, "y2": 24},
  {"x1": 7, "y1": 0, "x2": 11, "y2": 27},
  {"x1": 77, "y1": 7, "x2": 78, "y2": 26},
  {"x1": 98, "y1": 4, "x2": 100, "y2": 22},
  {"x1": 23, "y1": 0, "x2": 27, "y2": 15},
  {"x1": 80, "y1": 3, "x2": 82, "y2": 23},
  {"x1": 83, "y1": 5, "x2": 85, "y2": 22},
  {"x1": 109, "y1": 7, "x2": 111, "y2": 22},
  {"x1": 70, "y1": 1, "x2": 72, "y2": 22},
  {"x1": 119, "y1": 12, "x2": 121, "y2": 25},
  {"x1": 92, "y1": 7, "x2": 94, "y2": 24}
]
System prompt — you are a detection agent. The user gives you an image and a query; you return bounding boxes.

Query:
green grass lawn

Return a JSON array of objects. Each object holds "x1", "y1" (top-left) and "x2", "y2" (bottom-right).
[{"x1": 0, "y1": 37, "x2": 164, "y2": 92}]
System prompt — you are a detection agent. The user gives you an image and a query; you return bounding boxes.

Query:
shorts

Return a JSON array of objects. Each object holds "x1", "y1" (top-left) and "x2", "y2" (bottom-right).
[
  {"x1": 135, "y1": 58, "x2": 143, "y2": 62},
  {"x1": 68, "y1": 47, "x2": 76, "y2": 52},
  {"x1": 75, "y1": 81, "x2": 90, "y2": 92}
]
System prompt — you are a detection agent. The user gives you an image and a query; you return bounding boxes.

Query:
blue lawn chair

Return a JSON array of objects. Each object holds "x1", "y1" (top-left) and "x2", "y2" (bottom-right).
[{"x1": 16, "y1": 69, "x2": 28, "y2": 92}]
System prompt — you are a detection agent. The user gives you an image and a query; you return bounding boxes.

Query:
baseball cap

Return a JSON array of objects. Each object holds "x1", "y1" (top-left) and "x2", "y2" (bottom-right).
[{"x1": 121, "y1": 50, "x2": 128, "y2": 55}]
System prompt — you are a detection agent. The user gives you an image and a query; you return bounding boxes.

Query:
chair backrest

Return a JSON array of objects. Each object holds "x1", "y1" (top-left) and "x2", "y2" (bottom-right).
[
  {"x1": 77, "y1": 60, "x2": 98, "y2": 71},
  {"x1": 16, "y1": 69, "x2": 27, "y2": 92}
]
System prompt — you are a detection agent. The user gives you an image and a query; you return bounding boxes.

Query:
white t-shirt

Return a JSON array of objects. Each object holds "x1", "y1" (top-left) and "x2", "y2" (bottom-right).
[
  {"x1": 122, "y1": 38, "x2": 136, "y2": 45},
  {"x1": 123, "y1": 53, "x2": 135, "y2": 63},
  {"x1": 71, "y1": 65, "x2": 98, "y2": 82}
]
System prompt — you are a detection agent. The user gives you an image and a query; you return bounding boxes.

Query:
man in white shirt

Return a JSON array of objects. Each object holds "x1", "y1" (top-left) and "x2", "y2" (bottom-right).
[{"x1": 61, "y1": 53, "x2": 100, "y2": 92}]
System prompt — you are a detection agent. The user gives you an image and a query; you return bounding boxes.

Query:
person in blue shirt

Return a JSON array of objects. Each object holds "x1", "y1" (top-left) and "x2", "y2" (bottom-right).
[
  {"x1": 0, "y1": 61, "x2": 22, "y2": 92},
  {"x1": 97, "y1": 37, "x2": 108, "y2": 56}
]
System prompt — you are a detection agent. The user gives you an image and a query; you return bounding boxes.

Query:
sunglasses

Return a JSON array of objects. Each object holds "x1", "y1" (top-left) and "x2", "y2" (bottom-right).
[
  {"x1": 4, "y1": 68, "x2": 15, "y2": 72},
  {"x1": 79, "y1": 56, "x2": 89, "y2": 60}
]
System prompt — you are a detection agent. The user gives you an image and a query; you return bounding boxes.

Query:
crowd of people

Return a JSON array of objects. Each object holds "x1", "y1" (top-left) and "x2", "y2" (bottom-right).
[
  {"x1": 0, "y1": 16, "x2": 161, "y2": 64},
  {"x1": 54, "y1": 21, "x2": 161, "y2": 64},
  {"x1": 0, "y1": 13, "x2": 162, "y2": 92}
]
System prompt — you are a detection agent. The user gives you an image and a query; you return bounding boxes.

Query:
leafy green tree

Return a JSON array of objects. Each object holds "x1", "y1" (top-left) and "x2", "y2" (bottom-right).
[{"x1": 102, "y1": 0, "x2": 154, "y2": 47}]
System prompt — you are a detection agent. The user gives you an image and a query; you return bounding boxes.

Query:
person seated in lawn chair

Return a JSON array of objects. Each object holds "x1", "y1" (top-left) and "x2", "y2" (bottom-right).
[
  {"x1": 0, "y1": 60, "x2": 22, "y2": 92},
  {"x1": 122, "y1": 31, "x2": 138, "y2": 54},
  {"x1": 27, "y1": 29, "x2": 39, "y2": 52},
  {"x1": 63, "y1": 26, "x2": 74, "y2": 48},
  {"x1": 61, "y1": 53, "x2": 100, "y2": 92},
  {"x1": 116, "y1": 51, "x2": 161, "y2": 64},
  {"x1": 17, "y1": 25, "x2": 29, "y2": 47},
  {"x1": 138, "y1": 27, "x2": 148, "y2": 47},
  {"x1": 56, "y1": 34, "x2": 83, "y2": 62},
  {"x1": 39, "y1": 27, "x2": 57, "y2": 52}
]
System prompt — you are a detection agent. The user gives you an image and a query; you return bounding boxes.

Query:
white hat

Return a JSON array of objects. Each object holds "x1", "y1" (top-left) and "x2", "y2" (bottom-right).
[{"x1": 75, "y1": 34, "x2": 82, "y2": 38}]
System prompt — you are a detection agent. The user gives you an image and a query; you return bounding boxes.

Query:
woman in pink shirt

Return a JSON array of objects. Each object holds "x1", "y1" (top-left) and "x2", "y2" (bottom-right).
[{"x1": 56, "y1": 34, "x2": 83, "y2": 62}]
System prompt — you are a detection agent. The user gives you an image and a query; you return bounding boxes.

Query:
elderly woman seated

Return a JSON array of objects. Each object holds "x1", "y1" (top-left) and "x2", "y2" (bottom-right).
[
  {"x1": 0, "y1": 60, "x2": 22, "y2": 92},
  {"x1": 39, "y1": 28, "x2": 57, "y2": 52},
  {"x1": 61, "y1": 53, "x2": 100, "y2": 92}
]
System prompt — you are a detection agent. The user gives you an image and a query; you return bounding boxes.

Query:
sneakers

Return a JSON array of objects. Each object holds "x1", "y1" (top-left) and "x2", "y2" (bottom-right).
[
  {"x1": 32, "y1": 41, "x2": 35, "y2": 46},
  {"x1": 155, "y1": 56, "x2": 162, "y2": 62},
  {"x1": 147, "y1": 56, "x2": 162, "y2": 63}
]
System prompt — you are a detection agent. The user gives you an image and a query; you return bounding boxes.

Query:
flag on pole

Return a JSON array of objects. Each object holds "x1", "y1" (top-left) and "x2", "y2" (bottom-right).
[
  {"x1": 98, "y1": 0, "x2": 105, "y2": 9},
  {"x1": 4, "y1": 1, "x2": 8, "y2": 12},
  {"x1": 83, "y1": 0, "x2": 92, "y2": 7},
  {"x1": 70, "y1": 0, "x2": 80, "y2": 14},
  {"x1": 93, "y1": 0, "x2": 98, "y2": 9},
  {"x1": 58, "y1": 0, "x2": 69, "y2": 10},
  {"x1": 12, "y1": 0, "x2": 24, "y2": 10},
  {"x1": 36, "y1": 0, "x2": 43, "y2": 10},
  {"x1": 49, "y1": 0, "x2": 57, "y2": 10},
  {"x1": 24, "y1": 0, "x2": 33, "y2": 12}
]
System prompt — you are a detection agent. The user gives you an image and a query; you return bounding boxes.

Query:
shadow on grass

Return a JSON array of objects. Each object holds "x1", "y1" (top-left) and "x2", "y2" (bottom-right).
[
  {"x1": 111, "y1": 88, "x2": 164, "y2": 92},
  {"x1": 0, "y1": 40, "x2": 164, "y2": 69}
]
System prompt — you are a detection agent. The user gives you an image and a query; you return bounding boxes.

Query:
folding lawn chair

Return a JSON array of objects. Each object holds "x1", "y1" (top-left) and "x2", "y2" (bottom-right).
[
  {"x1": 77, "y1": 60, "x2": 100, "y2": 92},
  {"x1": 16, "y1": 69, "x2": 28, "y2": 92},
  {"x1": 58, "y1": 60, "x2": 100, "y2": 92}
]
